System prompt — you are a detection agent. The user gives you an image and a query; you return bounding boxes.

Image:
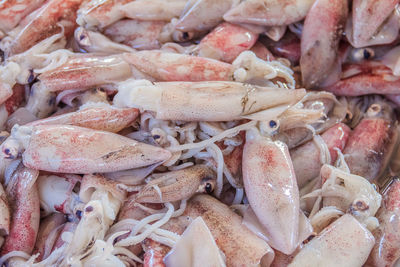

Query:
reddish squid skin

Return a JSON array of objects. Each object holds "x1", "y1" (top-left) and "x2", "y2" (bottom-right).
[
  {"x1": 28, "y1": 106, "x2": 139, "y2": 133},
  {"x1": 250, "y1": 42, "x2": 275, "y2": 61},
  {"x1": 290, "y1": 123, "x2": 351, "y2": 187},
  {"x1": 324, "y1": 62, "x2": 400, "y2": 96},
  {"x1": 21, "y1": 124, "x2": 171, "y2": 173},
  {"x1": 9, "y1": 0, "x2": 84, "y2": 55},
  {"x1": 0, "y1": 0, "x2": 45, "y2": 31},
  {"x1": 37, "y1": 54, "x2": 132, "y2": 92},
  {"x1": 262, "y1": 33, "x2": 300, "y2": 65},
  {"x1": 243, "y1": 129, "x2": 299, "y2": 254},
  {"x1": 123, "y1": 51, "x2": 234, "y2": 82},
  {"x1": 343, "y1": 115, "x2": 397, "y2": 182},
  {"x1": 300, "y1": 0, "x2": 348, "y2": 89},
  {"x1": 4, "y1": 84, "x2": 25, "y2": 115},
  {"x1": 1, "y1": 166, "x2": 40, "y2": 255},
  {"x1": 367, "y1": 178, "x2": 400, "y2": 267},
  {"x1": 143, "y1": 239, "x2": 169, "y2": 267},
  {"x1": 181, "y1": 194, "x2": 272, "y2": 267},
  {"x1": 216, "y1": 131, "x2": 245, "y2": 186},
  {"x1": 198, "y1": 22, "x2": 258, "y2": 63}
]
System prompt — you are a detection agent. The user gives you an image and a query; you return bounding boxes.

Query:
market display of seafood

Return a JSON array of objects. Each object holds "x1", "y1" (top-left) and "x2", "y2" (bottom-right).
[{"x1": 0, "y1": 0, "x2": 400, "y2": 266}]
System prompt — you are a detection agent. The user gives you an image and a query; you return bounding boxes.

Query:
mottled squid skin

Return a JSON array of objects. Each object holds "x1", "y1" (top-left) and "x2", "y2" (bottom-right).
[
  {"x1": 0, "y1": 0, "x2": 45, "y2": 32},
  {"x1": 300, "y1": 0, "x2": 348, "y2": 88},
  {"x1": 0, "y1": 183, "x2": 9, "y2": 240},
  {"x1": 135, "y1": 165, "x2": 216, "y2": 203},
  {"x1": 324, "y1": 62, "x2": 400, "y2": 96},
  {"x1": 37, "y1": 54, "x2": 132, "y2": 92},
  {"x1": 28, "y1": 105, "x2": 139, "y2": 133},
  {"x1": 2, "y1": 124, "x2": 171, "y2": 174},
  {"x1": 243, "y1": 128, "x2": 299, "y2": 254},
  {"x1": 1, "y1": 165, "x2": 40, "y2": 256},
  {"x1": 123, "y1": 51, "x2": 233, "y2": 82},
  {"x1": 8, "y1": 0, "x2": 83, "y2": 55},
  {"x1": 343, "y1": 101, "x2": 397, "y2": 182},
  {"x1": 367, "y1": 178, "x2": 400, "y2": 267},
  {"x1": 197, "y1": 22, "x2": 258, "y2": 63},
  {"x1": 181, "y1": 194, "x2": 274, "y2": 267}
]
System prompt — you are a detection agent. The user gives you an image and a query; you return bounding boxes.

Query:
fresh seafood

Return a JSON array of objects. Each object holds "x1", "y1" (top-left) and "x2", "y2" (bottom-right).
[{"x1": 0, "y1": 0, "x2": 400, "y2": 266}]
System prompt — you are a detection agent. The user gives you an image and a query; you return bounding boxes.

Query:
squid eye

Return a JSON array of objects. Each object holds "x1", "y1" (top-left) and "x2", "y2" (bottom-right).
[
  {"x1": 269, "y1": 120, "x2": 278, "y2": 128},
  {"x1": 363, "y1": 48, "x2": 374, "y2": 59},
  {"x1": 181, "y1": 32, "x2": 190, "y2": 41},
  {"x1": 205, "y1": 182, "x2": 213, "y2": 194},
  {"x1": 76, "y1": 210, "x2": 82, "y2": 219}
]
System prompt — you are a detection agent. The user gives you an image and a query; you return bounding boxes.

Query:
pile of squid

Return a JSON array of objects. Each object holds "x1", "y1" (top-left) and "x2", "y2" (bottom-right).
[{"x1": 0, "y1": 0, "x2": 400, "y2": 266}]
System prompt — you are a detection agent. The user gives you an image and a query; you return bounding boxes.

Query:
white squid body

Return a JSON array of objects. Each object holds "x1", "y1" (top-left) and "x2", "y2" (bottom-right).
[
  {"x1": 37, "y1": 175, "x2": 79, "y2": 215},
  {"x1": 223, "y1": 0, "x2": 316, "y2": 26},
  {"x1": 242, "y1": 128, "x2": 300, "y2": 254},
  {"x1": 164, "y1": 217, "x2": 226, "y2": 267},
  {"x1": 176, "y1": 0, "x2": 238, "y2": 32},
  {"x1": 289, "y1": 214, "x2": 375, "y2": 267},
  {"x1": 114, "y1": 79, "x2": 306, "y2": 122}
]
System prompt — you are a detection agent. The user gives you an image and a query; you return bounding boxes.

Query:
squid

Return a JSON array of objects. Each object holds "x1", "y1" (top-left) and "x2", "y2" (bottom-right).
[
  {"x1": 196, "y1": 22, "x2": 259, "y2": 63},
  {"x1": 176, "y1": 0, "x2": 238, "y2": 32},
  {"x1": 37, "y1": 174, "x2": 80, "y2": 215},
  {"x1": 0, "y1": 0, "x2": 45, "y2": 32},
  {"x1": 180, "y1": 194, "x2": 274, "y2": 267},
  {"x1": 74, "y1": 27, "x2": 136, "y2": 54},
  {"x1": 123, "y1": 51, "x2": 234, "y2": 82},
  {"x1": 288, "y1": 214, "x2": 374, "y2": 266},
  {"x1": 343, "y1": 99, "x2": 397, "y2": 181},
  {"x1": 27, "y1": 103, "x2": 139, "y2": 133},
  {"x1": 1, "y1": 124, "x2": 171, "y2": 173},
  {"x1": 164, "y1": 217, "x2": 225, "y2": 267},
  {"x1": 77, "y1": 0, "x2": 186, "y2": 29},
  {"x1": 223, "y1": 0, "x2": 315, "y2": 27},
  {"x1": 316, "y1": 164, "x2": 382, "y2": 228},
  {"x1": 104, "y1": 19, "x2": 167, "y2": 50},
  {"x1": 114, "y1": 80, "x2": 306, "y2": 122},
  {"x1": 5, "y1": 0, "x2": 83, "y2": 56},
  {"x1": 36, "y1": 54, "x2": 132, "y2": 92},
  {"x1": 324, "y1": 62, "x2": 400, "y2": 96},
  {"x1": 135, "y1": 165, "x2": 216, "y2": 203},
  {"x1": 0, "y1": 183, "x2": 9, "y2": 246},
  {"x1": 367, "y1": 177, "x2": 400, "y2": 266},
  {"x1": 242, "y1": 127, "x2": 300, "y2": 254},
  {"x1": 61, "y1": 174, "x2": 126, "y2": 264},
  {"x1": 350, "y1": 0, "x2": 399, "y2": 48},
  {"x1": 33, "y1": 213, "x2": 67, "y2": 261},
  {"x1": 1, "y1": 164, "x2": 40, "y2": 265},
  {"x1": 300, "y1": 0, "x2": 348, "y2": 88}
]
